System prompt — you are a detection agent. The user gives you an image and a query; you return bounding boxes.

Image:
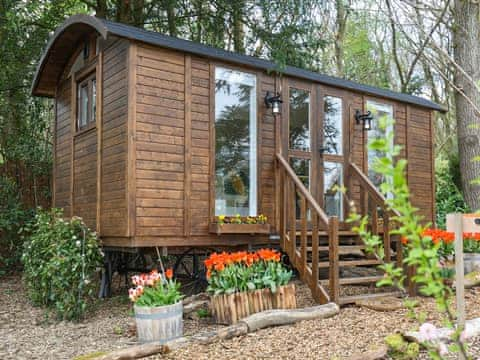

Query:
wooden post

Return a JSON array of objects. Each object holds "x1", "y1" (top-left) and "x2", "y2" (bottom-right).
[
  {"x1": 449, "y1": 213, "x2": 466, "y2": 338},
  {"x1": 329, "y1": 216, "x2": 340, "y2": 304}
]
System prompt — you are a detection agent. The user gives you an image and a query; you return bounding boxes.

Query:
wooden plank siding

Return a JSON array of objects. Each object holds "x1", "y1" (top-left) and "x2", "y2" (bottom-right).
[
  {"x1": 51, "y1": 35, "x2": 436, "y2": 247},
  {"x1": 100, "y1": 37, "x2": 129, "y2": 236},
  {"x1": 54, "y1": 80, "x2": 72, "y2": 215},
  {"x1": 73, "y1": 129, "x2": 97, "y2": 228},
  {"x1": 134, "y1": 44, "x2": 186, "y2": 237},
  {"x1": 407, "y1": 105, "x2": 435, "y2": 223}
]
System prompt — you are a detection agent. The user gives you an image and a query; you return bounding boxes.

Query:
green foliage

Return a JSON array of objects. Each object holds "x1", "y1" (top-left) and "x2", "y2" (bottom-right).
[
  {"x1": 21, "y1": 208, "x2": 103, "y2": 320},
  {"x1": 134, "y1": 280, "x2": 182, "y2": 307},
  {"x1": 0, "y1": 176, "x2": 35, "y2": 274},
  {"x1": 435, "y1": 158, "x2": 469, "y2": 229},
  {"x1": 207, "y1": 259, "x2": 292, "y2": 295},
  {"x1": 196, "y1": 308, "x2": 210, "y2": 318},
  {"x1": 348, "y1": 116, "x2": 470, "y2": 357},
  {"x1": 385, "y1": 334, "x2": 419, "y2": 360}
]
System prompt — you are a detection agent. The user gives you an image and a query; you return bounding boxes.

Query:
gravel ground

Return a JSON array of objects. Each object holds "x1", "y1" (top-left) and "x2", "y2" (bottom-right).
[{"x1": 1, "y1": 275, "x2": 480, "y2": 359}]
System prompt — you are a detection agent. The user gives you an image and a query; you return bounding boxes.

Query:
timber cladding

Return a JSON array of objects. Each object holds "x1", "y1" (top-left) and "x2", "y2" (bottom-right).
[
  {"x1": 100, "y1": 37, "x2": 129, "y2": 237},
  {"x1": 46, "y1": 18, "x2": 439, "y2": 248}
]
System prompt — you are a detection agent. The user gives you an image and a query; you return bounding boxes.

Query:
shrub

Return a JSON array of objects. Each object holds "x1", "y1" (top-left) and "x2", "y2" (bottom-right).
[
  {"x1": 385, "y1": 334, "x2": 419, "y2": 360},
  {"x1": 21, "y1": 208, "x2": 103, "y2": 320},
  {"x1": 128, "y1": 269, "x2": 182, "y2": 307},
  {"x1": 204, "y1": 249, "x2": 292, "y2": 295}
]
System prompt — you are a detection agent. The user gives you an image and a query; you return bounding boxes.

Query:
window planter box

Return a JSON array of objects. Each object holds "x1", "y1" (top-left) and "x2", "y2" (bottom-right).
[
  {"x1": 210, "y1": 283, "x2": 296, "y2": 324},
  {"x1": 134, "y1": 301, "x2": 183, "y2": 343},
  {"x1": 209, "y1": 223, "x2": 271, "y2": 235}
]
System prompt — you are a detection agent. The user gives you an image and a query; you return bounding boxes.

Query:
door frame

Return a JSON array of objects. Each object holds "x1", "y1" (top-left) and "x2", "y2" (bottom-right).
[{"x1": 282, "y1": 77, "x2": 352, "y2": 225}]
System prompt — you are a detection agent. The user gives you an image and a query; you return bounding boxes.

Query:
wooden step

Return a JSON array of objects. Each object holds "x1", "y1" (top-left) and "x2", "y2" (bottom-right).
[
  {"x1": 319, "y1": 275, "x2": 385, "y2": 286},
  {"x1": 339, "y1": 291, "x2": 402, "y2": 305},
  {"x1": 308, "y1": 245, "x2": 366, "y2": 254},
  {"x1": 317, "y1": 259, "x2": 383, "y2": 268},
  {"x1": 294, "y1": 230, "x2": 359, "y2": 237}
]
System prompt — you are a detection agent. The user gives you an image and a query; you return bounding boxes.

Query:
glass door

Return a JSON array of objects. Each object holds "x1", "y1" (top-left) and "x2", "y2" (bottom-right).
[
  {"x1": 287, "y1": 83, "x2": 314, "y2": 219},
  {"x1": 319, "y1": 92, "x2": 346, "y2": 221}
]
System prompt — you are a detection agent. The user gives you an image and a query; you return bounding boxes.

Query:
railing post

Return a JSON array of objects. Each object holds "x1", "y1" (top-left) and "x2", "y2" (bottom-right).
[
  {"x1": 329, "y1": 216, "x2": 340, "y2": 304},
  {"x1": 311, "y1": 213, "x2": 320, "y2": 299},
  {"x1": 288, "y1": 179, "x2": 297, "y2": 266},
  {"x1": 383, "y1": 210, "x2": 391, "y2": 262},
  {"x1": 300, "y1": 197, "x2": 307, "y2": 279},
  {"x1": 279, "y1": 167, "x2": 285, "y2": 250}
]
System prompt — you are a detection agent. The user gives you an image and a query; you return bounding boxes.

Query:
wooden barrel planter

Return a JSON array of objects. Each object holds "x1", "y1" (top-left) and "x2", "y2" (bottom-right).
[
  {"x1": 211, "y1": 283, "x2": 296, "y2": 324},
  {"x1": 134, "y1": 301, "x2": 183, "y2": 343}
]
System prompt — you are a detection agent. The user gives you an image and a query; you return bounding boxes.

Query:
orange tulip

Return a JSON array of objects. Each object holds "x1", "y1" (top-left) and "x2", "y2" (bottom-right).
[{"x1": 165, "y1": 268, "x2": 173, "y2": 280}]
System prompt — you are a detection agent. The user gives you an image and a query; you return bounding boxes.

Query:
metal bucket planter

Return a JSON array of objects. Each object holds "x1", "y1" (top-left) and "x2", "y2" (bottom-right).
[
  {"x1": 134, "y1": 301, "x2": 183, "y2": 343},
  {"x1": 464, "y1": 253, "x2": 480, "y2": 274}
]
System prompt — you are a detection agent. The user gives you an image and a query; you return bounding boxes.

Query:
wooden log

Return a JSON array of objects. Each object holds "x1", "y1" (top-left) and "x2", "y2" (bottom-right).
[
  {"x1": 98, "y1": 343, "x2": 169, "y2": 360},
  {"x1": 241, "y1": 302, "x2": 339, "y2": 332},
  {"x1": 191, "y1": 322, "x2": 249, "y2": 345}
]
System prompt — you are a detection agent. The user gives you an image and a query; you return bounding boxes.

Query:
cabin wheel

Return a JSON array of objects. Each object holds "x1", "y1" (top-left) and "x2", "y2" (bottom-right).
[{"x1": 173, "y1": 247, "x2": 217, "y2": 296}]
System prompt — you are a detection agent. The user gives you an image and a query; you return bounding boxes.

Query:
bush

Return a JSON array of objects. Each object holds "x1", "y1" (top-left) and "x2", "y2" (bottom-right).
[
  {"x1": 21, "y1": 208, "x2": 103, "y2": 320},
  {"x1": 0, "y1": 176, "x2": 34, "y2": 274},
  {"x1": 435, "y1": 158, "x2": 468, "y2": 229}
]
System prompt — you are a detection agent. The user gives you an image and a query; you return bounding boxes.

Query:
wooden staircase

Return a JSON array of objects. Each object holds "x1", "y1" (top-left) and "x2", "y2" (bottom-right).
[{"x1": 276, "y1": 153, "x2": 404, "y2": 305}]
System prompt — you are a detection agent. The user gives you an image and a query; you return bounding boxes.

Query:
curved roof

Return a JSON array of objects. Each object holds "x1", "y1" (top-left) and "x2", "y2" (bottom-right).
[{"x1": 32, "y1": 15, "x2": 446, "y2": 112}]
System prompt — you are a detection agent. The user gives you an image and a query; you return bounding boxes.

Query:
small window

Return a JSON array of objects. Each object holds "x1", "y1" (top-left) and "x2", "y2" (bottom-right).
[{"x1": 77, "y1": 74, "x2": 97, "y2": 131}]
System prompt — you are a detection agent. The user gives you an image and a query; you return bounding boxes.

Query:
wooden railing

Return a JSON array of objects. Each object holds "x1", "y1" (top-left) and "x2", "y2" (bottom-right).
[
  {"x1": 276, "y1": 153, "x2": 335, "y2": 304},
  {"x1": 347, "y1": 162, "x2": 402, "y2": 267}
]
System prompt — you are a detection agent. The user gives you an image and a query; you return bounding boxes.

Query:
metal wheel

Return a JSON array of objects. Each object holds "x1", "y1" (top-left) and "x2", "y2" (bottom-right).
[{"x1": 173, "y1": 247, "x2": 216, "y2": 296}]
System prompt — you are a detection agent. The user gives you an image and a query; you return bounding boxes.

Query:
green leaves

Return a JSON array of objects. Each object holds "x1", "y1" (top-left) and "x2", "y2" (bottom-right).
[{"x1": 206, "y1": 260, "x2": 292, "y2": 295}]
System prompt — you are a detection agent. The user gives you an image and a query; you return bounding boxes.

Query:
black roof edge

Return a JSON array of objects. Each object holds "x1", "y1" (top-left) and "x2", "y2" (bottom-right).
[{"x1": 33, "y1": 15, "x2": 447, "y2": 113}]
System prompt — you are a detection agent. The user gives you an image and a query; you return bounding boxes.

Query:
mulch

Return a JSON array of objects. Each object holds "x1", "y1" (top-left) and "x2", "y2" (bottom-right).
[{"x1": 1, "y1": 275, "x2": 480, "y2": 359}]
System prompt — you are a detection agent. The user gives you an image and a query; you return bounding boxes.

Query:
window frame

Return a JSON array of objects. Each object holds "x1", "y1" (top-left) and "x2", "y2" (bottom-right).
[
  {"x1": 75, "y1": 71, "x2": 97, "y2": 133},
  {"x1": 211, "y1": 65, "x2": 260, "y2": 219}
]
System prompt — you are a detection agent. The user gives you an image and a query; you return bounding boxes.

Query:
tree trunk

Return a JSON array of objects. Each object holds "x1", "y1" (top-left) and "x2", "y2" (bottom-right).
[
  {"x1": 334, "y1": 0, "x2": 349, "y2": 77},
  {"x1": 232, "y1": 1, "x2": 245, "y2": 53},
  {"x1": 453, "y1": 0, "x2": 480, "y2": 210},
  {"x1": 165, "y1": 0, "x2": 177, "y2": 36}
]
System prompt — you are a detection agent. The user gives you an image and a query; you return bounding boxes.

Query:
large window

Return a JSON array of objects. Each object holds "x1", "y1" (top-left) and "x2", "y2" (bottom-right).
[
  {"x1": 77, "y1": 74, "x2": 96, "y2": 131},
  {"x1": 214, "y1": 67, "x2": 257, "y2": 216},
  {"x1": 323, "y1": 96, "x2": 343, "y2": 155},
  {"x1": 366, "y1": 101, "x2": 394, "y2": 192}
]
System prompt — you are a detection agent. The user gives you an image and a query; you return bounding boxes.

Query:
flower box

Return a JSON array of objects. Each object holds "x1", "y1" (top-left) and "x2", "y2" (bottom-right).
[
  {"x1": 209, "y1": 222, "x2": 271, "y2": 235},
  {"x1": 210, "y1": 283, "x2": 296, "y2": 325},
  {"x1": 134, "y1": 301, "x2": 183, "y2": 343}
]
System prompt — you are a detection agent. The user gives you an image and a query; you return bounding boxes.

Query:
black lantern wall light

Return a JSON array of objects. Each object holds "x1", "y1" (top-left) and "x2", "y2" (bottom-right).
[
  {"x1": 265, "y1": 91, "x2": 283, "y2": 115},
  {"x1": 355, "y1": 110, "x2": 373, "y2": 131}
]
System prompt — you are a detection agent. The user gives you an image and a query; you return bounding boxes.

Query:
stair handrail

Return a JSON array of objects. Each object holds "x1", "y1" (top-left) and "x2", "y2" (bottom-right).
[
  {"x1": 348, "y1": 162, "x2": 401, "y2": 218},
  {"x1": 276, "y1": 152, "x2": 334, "y2": 304},
  {"x1": 276, "y1": 153, "x2": 329, "y2": 226}
]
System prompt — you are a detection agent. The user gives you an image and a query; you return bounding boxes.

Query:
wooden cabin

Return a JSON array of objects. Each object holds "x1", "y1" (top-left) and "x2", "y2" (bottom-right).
[{"x1": 32, "y1": 15, "x2": 446, "y2": 304}]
